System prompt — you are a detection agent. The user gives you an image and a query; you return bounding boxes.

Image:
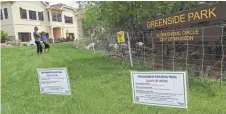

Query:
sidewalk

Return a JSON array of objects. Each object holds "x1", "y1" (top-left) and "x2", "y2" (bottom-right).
[{"x1": 0, "y1": 43, "x2": 11, "y2": 47}]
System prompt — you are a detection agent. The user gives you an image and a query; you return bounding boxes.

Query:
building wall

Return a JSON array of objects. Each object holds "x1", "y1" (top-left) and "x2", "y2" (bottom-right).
[
  {"x1": 14, "y1": 25, "x2": 50, "y2": 40},
  {"x1": 12, "y1": 1, "x2": 49, "y2": 26},
  {"x1": 0, "y1": 2, "x2": 16, "y2": 38},
  {"x1": 1, "y1": 1, "x2": 79, "y2": 41},
  {"x1": 62, "y1": 7, "x2": 78, "y2": 39},
  {"x1": 11, "y1": 1, "x2": 49, "y2": 40},
  {"x1": 50, "y1": 9, "x2": 64, "y2": 28},
  {"x1": 1, "y1": 25, "x2": 15, "y2": 39}
]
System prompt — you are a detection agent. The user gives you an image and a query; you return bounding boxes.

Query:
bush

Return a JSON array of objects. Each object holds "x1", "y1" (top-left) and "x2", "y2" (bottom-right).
[
  {"x1": 1, "y1": 30, "x2": 9, "y2": 43},
  {"x1": 11, "y1": 39, "x2": 21, "y2": 46}
]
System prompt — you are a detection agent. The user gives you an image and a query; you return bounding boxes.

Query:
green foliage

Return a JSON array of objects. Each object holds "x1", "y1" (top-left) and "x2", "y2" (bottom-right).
[
  {"x1": 1, "y1": 30, "x2": 9, "y2": 43},
  {"x1": 82, "y1": 1, "x2": 199, "y2": 33}
]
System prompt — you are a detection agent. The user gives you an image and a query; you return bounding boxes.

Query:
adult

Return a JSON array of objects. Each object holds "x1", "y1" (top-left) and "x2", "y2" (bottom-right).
[
  {"x1": 33, "y1": 27, "x2": 43, "y2": 55},
  {"x1": 41, "y1": 31, "x2": 50, "y2": 53}
]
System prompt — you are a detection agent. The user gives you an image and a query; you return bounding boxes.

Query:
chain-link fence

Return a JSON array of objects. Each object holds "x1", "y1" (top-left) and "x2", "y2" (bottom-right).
[{"x1": 74, "y1": 26, "x2": 226, "y2": 81}]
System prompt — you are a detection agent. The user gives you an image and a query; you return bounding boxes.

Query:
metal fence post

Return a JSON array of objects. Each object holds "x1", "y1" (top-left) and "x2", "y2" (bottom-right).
[
  {"x1": 201, "y1": 27, "x2": 204, "y2": 75},
  {"x1": 220, "y1": 26, "x2": 224, "y2": 82},
  {"x1": 127, "y1": 32, "x2": 133, "y2": 68}
]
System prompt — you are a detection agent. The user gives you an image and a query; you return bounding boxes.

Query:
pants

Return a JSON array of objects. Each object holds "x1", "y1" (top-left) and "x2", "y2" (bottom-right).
[
  {"x1": 43, "y1": 41, "x2": 50, "y2": 49},
  {"x1": 35, "y1": 41, "x2": 43, "y2": 53}
]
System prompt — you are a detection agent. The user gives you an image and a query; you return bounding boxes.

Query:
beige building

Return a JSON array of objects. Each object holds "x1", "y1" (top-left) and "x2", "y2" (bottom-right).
[{"x1": 1, "y1": 1, "x2": 80, "y2": 42}]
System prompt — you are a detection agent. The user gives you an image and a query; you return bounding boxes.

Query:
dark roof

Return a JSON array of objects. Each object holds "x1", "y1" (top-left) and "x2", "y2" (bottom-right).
[
  {"x1": 44, "y1": 2, "x2": 49, "y2": 5},
  {"x1": 49, "y1": 3, "x2": 77, "y2": 13}
]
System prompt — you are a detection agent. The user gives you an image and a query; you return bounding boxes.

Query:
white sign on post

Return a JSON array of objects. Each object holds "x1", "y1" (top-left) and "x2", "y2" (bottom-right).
[
  {"x1": 131, "y1": 71, "x2": 188, "y2": 108},
  {"x1": 37, "y1": 68, "x2": 71, "y2": 95}
]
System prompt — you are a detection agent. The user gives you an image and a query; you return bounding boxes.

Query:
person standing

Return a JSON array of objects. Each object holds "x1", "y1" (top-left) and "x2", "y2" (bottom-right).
[{"x1": 33, "y1": 27, "x2": 43, "y2": 55}]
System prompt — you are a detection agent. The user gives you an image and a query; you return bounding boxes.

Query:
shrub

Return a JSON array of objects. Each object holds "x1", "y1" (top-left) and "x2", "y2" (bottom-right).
[
  {"x1": 11, "y1": 39, "x2": 21, "y2": 46},
  {"x1": 1, "y1": 30, "x2": 9, "y2": 43}
]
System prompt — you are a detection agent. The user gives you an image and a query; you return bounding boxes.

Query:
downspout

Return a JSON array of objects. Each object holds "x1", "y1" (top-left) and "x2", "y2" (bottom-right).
[{"x1": 10, "y1": 2, "x2": 17, "y2": 41}]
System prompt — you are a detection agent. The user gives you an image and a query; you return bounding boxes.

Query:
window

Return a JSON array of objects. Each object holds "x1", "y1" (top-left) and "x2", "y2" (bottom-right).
[
  {"x1": 52, "y1": 12, "x2": 62, "y2": 22},
  {"x1": 38, "y1": 11, "x2": 44, "y2": 21},
  {"x1": 47, "y1": 11, "x2": 50, "y2": 21},
  {"x1": 0, "y1": 9, "x2": 3, "y2": 20},
  {"x1": 29, "y1": 10, "x2": 36, "y2": 20},
  {"x1": 57, "y1": 13, "x2": 62, "y2": 22},
  {"x1": 4, "y1": 8, "x2": 8, "y2": 19},
  {"x1": 64, "y1": 16, "x2": 73, "y2": 24},
  {"x1": 20, "y1": 7, "x2": 27, "y2": 19},
  {"x1": 52, "y1": 12, "x2": 57, "y2": 21},
  {"x1": 18, "y1": 32, "x2": 31, "y2": 42}
]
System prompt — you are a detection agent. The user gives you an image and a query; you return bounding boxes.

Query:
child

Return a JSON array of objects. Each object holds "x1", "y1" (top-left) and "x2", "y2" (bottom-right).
[{"x1": 41, "y1": 31, "x2": 50, "y2": 53}]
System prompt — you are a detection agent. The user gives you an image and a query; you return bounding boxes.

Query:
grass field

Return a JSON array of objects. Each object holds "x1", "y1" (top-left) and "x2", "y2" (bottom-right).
[{"x1": 1, "y1": 43, "x2": 226, "y2": 114}]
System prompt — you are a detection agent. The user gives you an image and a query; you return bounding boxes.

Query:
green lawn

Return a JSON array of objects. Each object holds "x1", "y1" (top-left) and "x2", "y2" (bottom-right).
[{"x1": 1, "y1": 43, "x2": 226, "y2": 114}]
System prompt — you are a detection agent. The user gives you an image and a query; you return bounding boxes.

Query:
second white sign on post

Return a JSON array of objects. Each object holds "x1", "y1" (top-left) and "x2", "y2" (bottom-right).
[{"x1": 131, "y1": 71, "x2": 188, "y2": 108}]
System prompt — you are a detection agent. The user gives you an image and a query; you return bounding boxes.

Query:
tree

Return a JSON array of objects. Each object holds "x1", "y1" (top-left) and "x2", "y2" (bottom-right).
[
  {"x1": 82, "y1": 1, "x2": 200, "y2": 37},
  {"x1": 1, "y1": 30, "x2": 8, "y2": 43}
]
